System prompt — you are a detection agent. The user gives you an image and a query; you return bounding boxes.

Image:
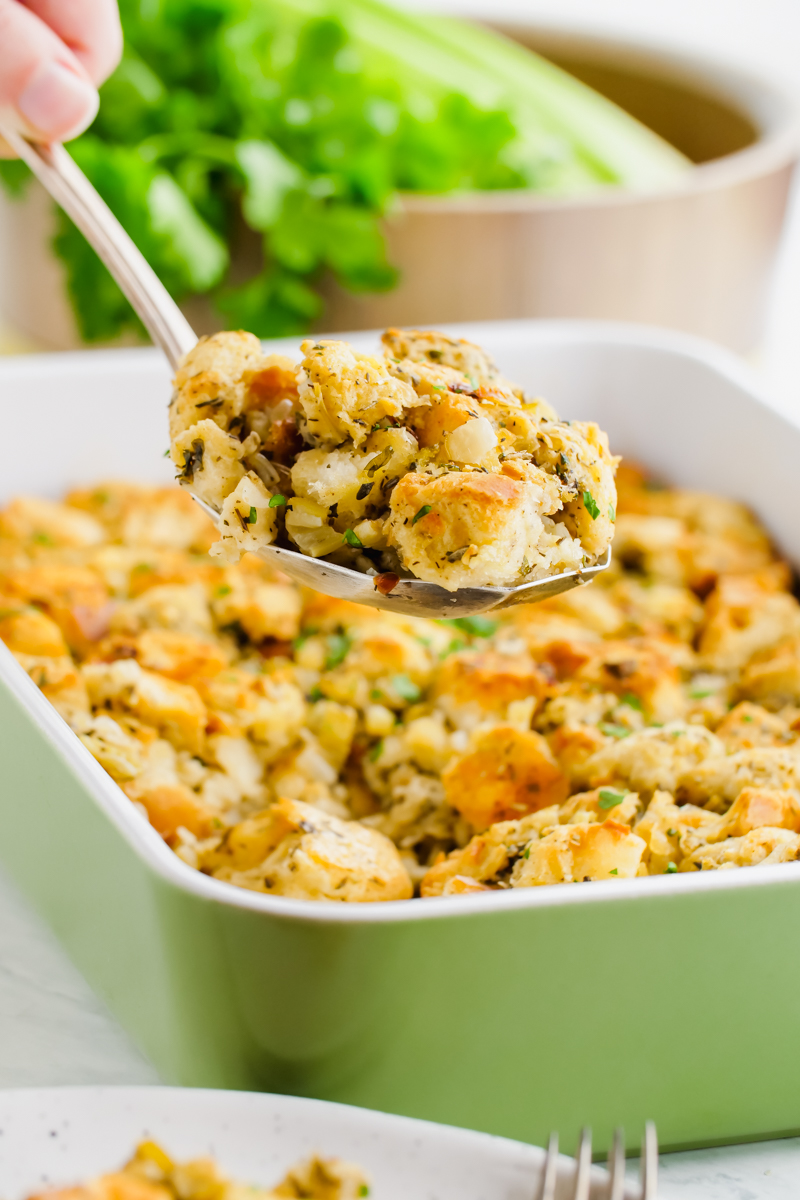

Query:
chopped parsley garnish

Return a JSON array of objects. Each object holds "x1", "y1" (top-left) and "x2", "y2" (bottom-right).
[
  {"x1": 689, "y1": 686, "x2": 715, "y2": 699},
  {"x1": 343, "y1": 528, "x2": 364, "y2": 548},
  {"x1": 325, "y1": 632, "x2": 351, "y2": 670},
  {"x1": 308, "y1": 686, "x2": 323, "y2": 702},
  {"x1": 440, "y1": 615, "x2": 498, "y2": 638},
  {"x1": 620, "y1": 693, "x2": 642, "y2": 711},
  {"x1": 393, "y1": 674, "x2": 421, "y2": 703},
  {"x1": 608, "y1": 504, "x2": 616, "y2": 523},
  {"x1": 598, "y1": 787, "x2": 627, "y2": 809},
  {"x1": 412, "y1": 504, "x2": 432, "y2": 525},
  {"x1": 216, "y1": 584, "x2": 232, "y2": 596},
  {"x1": 599, "y1": 723, "x2": 631, "y2": 739},
  {"x1": 609, "y1": 868, "x2": 618, "y2": 875},
  {"x1": 582, "y1": 490, "x2": 600, "y2": 520},
  {"x1": 358, "y1": 1186, "x2": 370, "y2": 1197},
  {"x1": 742, "y1": 714, "x2": 753, "y2": 723},
  {"x1": 439, "y1": 638, "x2": 466, "y2": 660},
  {"x1": 163, "y1": 448, "x2": 171, "y2": 458},
  {"x1": 248, "y1": 506, "x2": 258, "y2": 525},
  {"x1": 370, "y1": 688, "x2": 384, "y2": 701},
  {"x1": 369, "y1": 740, "x2": 383, "y2": 762},
  {"x1": 666, "y1": 862, "x2": 678, "y2": 874},
  {"x1": 32, "y1": 532, "x2": 54, "y2": 545},
  {"x1": 667, "y1": 828, "x2": 677, "y2": 838},
  {"x1": 520, "y1": 555, "x2": 532, "y2": 576},
  {"x1": 132, "y1": 562, "x2": 153, "y2": 574},
  {"x1": 522, "y1": 846, "x2": 531, "y2": 859},
  {"x1": 268, "y1": 494, "x2": 286, "y2": 507}
]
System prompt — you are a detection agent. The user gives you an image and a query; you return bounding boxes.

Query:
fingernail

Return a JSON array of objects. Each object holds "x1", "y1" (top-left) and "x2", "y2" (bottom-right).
[{"x1": 17, "y1": 60, "x2": 99, "y2": 142}]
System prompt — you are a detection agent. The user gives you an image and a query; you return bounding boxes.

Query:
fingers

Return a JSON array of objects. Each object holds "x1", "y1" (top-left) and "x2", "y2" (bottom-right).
[
  {"x1": 0, "y1": 0, "x2": 100, "y2": 150},
  {"x1": 21, "y1": 0, "x2": 123, "y2": 85}
]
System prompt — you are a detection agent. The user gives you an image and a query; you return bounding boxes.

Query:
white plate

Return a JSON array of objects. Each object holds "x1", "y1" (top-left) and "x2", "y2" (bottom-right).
[{"x1": 0, "y1": 1087, "x2": 636, "y2": 1200}]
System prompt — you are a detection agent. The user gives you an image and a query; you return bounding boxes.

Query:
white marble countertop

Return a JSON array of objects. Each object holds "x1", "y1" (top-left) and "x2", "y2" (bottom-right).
[{"x1": 2, "y1": 3, "x2": 800, "y2": 1197}]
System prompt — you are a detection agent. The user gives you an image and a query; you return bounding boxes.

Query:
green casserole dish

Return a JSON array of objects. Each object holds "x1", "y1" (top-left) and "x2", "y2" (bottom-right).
[{"x1": 1, "y1": 321, "x2": 799, "y2": 1156}]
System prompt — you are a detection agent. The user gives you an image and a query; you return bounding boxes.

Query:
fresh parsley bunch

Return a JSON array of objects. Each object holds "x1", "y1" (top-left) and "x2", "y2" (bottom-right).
[{"x1": 0, "y1": 0, "x2": 688, "y2": 342}]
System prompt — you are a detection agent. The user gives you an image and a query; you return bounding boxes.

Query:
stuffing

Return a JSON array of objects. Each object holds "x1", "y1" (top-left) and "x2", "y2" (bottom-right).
[
  {"x1": 678, "y1": 827, "x2": 800, "y2": 871},
  {"x1": 209, "y1": 472, "x2": 279, "y2": 562},
  {"x1": 442, "y1": 725, "x2": 568, "y2": 830},
  {"x1": 738, "y1": 636, "x2": 800, "y2": 710},
  {"x1": 168, "y1": 329, "x2": 269, "y2": 440},
  {"x1": 172, "y1": 419, "x2": 247, "y2": 510},
  {"x1": 67, "y1": 482, "x2": 217, "y2": 552},
  {"x1": 28, "y1": 1139, "x2": 370, "y2": 1200},
  {"x1": 677, "y1": 747, "x2": 800, "y2": 811},
  {"x1": 199, "y1": 797, "x2": 412, "y2": 901},
  {"x1": 169, "y1": 327, "x2": 617, "y2": 590},
  {"x1": 0, "y1": 495, "x2": 105, "y2": 547},
  {"x1": 576, "y1": 723, "x2": 724, "y2": 798},
  {"x1": 5, "y1": 464, "x2": 800, "y2": 904},
  {"x1": 698, "y1": 571, "x2": 800, "y2": 673},
  {"x1": 511, "y1": 820, "x2": 646, "y2": 885}
]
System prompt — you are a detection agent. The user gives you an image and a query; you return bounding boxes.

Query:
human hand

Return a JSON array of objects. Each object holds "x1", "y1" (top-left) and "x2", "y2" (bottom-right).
[{"x1": 0, "y1": 0, "x2": 122, "y2": 156}]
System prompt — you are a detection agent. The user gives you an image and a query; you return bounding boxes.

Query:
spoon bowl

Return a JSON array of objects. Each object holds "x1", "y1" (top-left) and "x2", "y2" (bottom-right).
[{"x1": 191, "y1": 493, "x2": 611, "y2": 617}]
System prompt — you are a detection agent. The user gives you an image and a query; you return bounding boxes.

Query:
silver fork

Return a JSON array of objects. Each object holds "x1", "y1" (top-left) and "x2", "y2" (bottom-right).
[
  {"x1": 0, "y1": 120, "x2": 611, "y2": 618},
  {"x1": 538, "y1": 1123, "x2": 657, "y2": 1200}
]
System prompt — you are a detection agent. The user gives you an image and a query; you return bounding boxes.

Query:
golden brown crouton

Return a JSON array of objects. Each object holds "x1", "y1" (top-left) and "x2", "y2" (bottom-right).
[
  {"x1": 511, "y1": 819, "x2": 646, "y2": 885},
  {"x1": 169, "y1": 329, "x2": 267, "y2": 440},
  {"x1": 203, "y1": 797, "x2": 412, "y2": 902},
  {"x1": 443, "y1": 724, "x2": 568, "y2": 830}
]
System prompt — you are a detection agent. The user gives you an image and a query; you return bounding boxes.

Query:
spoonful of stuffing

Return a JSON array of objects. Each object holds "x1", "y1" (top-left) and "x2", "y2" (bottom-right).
[{"x1": 4, "y1": 126, "x2": 615, "y2": 618}]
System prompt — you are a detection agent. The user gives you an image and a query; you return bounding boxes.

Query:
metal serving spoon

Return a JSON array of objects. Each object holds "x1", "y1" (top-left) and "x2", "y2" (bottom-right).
[{"x1": 4, "y1": 124, "x2": 610, "y2": 618}]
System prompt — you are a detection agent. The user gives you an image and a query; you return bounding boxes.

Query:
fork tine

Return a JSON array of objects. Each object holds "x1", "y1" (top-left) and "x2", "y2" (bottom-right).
[
  {"x1": 640, "y1": 1122, "x2": 658, "y2": 1200},
  {"x1": 538, "y1": 1131, "x2": 559, "y2": 1200},
  {"x1": 573, "y1": 1127, "x2": 592, "y2": 1200},
  {"x1": 607, "y1": 1127, "x2": 625, "y2": 1200}
]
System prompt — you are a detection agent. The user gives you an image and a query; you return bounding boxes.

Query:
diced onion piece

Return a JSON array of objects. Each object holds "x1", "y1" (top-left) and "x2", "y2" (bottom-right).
[
  {"x1": 286, "y1": 497, "x2": 328, "y2": 529},
  {"x1": 285, "y1": 497, "x2": 341, "y2": 557},
  {"x1": 446, "y1": 417, "x2": 498, "y2": 463}
]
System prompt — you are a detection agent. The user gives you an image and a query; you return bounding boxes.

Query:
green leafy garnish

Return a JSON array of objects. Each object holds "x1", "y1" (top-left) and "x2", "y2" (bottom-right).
[
  {"x1": 412, "y1": 505, "x2": 432, "y2": 525},
  {"x1": 599, "y1": 723, "x2": 631, "y2": 739},
  {"x1": 369, "y1": 740, "x2": 383, "y2": 762},
  {"x1": 439, "y1": 638, "x2": 466, "y2": 660},
  {"x1": 598, "y1": 787, "x2": 627, "y2": 809},
  {"x1": 665, "y1": 862, "x2": 678, "y2": 874},
  {"x1": 308, "y1": 685, "x2": 323, "y2": 702},
  {"x1": 582, "y1": 490, "x2": 600, "y2": 520},
  {"x1": 216, "y1": 584, "x2": 232, "y2": 596},
  {"x1": 440, "y1": 615, "x2": 498, "y2": 638},
  {"x1": 608, "y1": 504, "x2": 616, "y2": 522},
  {"x1": 358, "y1": 1186, "x2": 370, "y2": 1197},
  {"x1": 32, "y1": 532, "x2": 54, "y2": 546},
  {"x1": 248, "y1": 506, "x2": 258, "y2": 525},
  {"x1": 689, "y1": 687, "x2": 715, "y2": 700},
  {"x1": 620, "y1": 693, "x2": 642, "y2": 711},
  {"x1": 667, "y1": 828, "x2": 677, "y2": 838},
  {"x1": 609, "y1": 868, "x2": 618, "y2": 875},
  {"x1": 343, "y1": 528, "x2": 364, "y2": 548},
  {"x1": 269, "y1": 494, "x2": 287, "y2": 507},
  {"x1": 392, "y1": 674, "x2": 421, "y2": 702},
  {"x1": 325, "y1": 631, "x2": 352, "y2": 670},
  {"x1": 0, "y1": 0, "x2": 688, "y2": 343}
]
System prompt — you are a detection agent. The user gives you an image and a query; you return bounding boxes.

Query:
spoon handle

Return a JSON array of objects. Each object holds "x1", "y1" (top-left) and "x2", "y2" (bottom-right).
[{"x1": 0, "y1": 123, "x2": 196, "y2": 369}]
